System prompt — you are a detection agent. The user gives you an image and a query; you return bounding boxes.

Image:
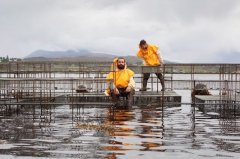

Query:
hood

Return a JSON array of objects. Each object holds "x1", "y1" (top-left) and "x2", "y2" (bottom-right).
[{"x1": 111, "y1": 57, "x2": 127, "y2": 71}]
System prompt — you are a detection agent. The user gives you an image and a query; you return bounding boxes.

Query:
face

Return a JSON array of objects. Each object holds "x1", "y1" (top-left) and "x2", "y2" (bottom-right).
[
  {"x1": 117, "y1": 58, "x2": 125, "y2": 70},
  {"x1": 140, "y1": 44, "x2": 148, "y2": 51}
]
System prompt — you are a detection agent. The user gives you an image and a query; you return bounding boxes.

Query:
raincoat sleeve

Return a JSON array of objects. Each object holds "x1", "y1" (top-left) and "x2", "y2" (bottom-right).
[
  {"x1": 158, "y1": 51, "x2": 163, "y2": 64},
  {"x1": 137, "y1": 50, "x2": 143, "y2": 58},
  {"x1": 105, "y1": 72, "x2": 114, "y2": 96},
  {"x1": 127, "y1": 70, "x2": 135, "y2": 89},
  {"x1": 152, "y1": 45, "x2": 159, "y2": 54},
  {"x1": 156, "y1": 47, "x2": 163, "y2": 64},
  {"x1": 128, "y1": 77, "x2": 135, "y2": 89}
]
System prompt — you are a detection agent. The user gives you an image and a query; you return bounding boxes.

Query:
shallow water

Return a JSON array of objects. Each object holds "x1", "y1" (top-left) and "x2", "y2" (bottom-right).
[{"x1": 0, "y1": 102, "x2": 240, "y2": 159}]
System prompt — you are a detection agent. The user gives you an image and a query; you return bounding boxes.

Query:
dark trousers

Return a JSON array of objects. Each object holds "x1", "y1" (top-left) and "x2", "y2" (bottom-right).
[
  {"x1": 143, "y1": 73, "x2": 163, "y2": 81},
  {"x1": 111, "y1": 87, "x2": 135, "y2": 107},
  {"x1": 142, "y1": 73, "x2": 165, "y2": 89}
]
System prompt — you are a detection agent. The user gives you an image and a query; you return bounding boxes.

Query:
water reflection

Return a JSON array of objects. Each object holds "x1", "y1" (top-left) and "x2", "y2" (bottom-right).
[{"x1": 0, "y1": 103, "x2": 239, "y2": 158}]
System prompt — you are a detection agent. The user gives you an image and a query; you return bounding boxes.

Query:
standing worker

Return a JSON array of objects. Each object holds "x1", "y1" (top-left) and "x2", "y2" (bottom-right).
[
  {"x1": 137, "y1": 40, "x2": 165, "y2": 91},
  {"x1": 105, "y1": 57, "x2": 135, "y2": 107}
]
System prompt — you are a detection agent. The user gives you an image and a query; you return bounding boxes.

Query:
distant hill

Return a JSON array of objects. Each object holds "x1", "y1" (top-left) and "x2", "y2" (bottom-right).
[
  {"x1": 24, "y1": 49, "x2": 175, "y2": 64},
  {"x1": 213, "y1": 51, "x2": 240, "y2": 63},
  {"x1": 25, "y1": 49, "x2": 116, "y2": 59}
]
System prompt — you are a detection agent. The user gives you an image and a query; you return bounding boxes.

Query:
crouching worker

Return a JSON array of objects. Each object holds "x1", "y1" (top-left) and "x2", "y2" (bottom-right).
[{"x1": 105, "y1": 57, "x2": 135, "y2": 107}]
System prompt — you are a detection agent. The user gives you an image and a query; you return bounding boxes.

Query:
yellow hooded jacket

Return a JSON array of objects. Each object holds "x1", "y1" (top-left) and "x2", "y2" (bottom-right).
[
  {"x1": 105, "y1": 58, "x2": 135, "y2": 96},
  {"x1": 107, "y1": 69, "x2": 134, "y2": 88},
  {"x1": 106, "y1": 58, "x2": 134, "y2": 88},
  {"x1": 137, "y1": 44, "x2": 162, "y2": 66}
]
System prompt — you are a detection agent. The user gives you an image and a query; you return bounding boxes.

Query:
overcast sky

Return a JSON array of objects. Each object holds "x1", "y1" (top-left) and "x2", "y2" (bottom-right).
[{"x1": 0, "y1": 0, "x2": 240, "y2": 62}]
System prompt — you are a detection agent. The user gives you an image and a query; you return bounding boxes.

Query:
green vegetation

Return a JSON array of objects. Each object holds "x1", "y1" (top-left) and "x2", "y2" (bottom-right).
[
  {"x1": 0, "y1": 55, "x2": 22, "y2": 63},
  {"x1": 0, "y1": 55, "x2": 9, "y2": 62}
]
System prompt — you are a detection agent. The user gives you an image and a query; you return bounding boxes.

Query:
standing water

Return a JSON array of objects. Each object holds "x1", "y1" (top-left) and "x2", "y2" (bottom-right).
[{"x1": 0, "y1": 100, "x2": 240, "y2": 159}]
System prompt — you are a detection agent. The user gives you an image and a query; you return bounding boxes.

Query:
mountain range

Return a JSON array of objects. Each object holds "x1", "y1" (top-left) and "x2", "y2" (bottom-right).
[{"x1": 24, "y1": 49, "x2": 175, "y2": 64}]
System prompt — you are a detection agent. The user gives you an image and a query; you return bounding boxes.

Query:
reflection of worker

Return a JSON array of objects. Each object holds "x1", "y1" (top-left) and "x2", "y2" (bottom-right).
[
  {"x1": 137, "y1": 40, "x2": 165, "y2": 91},
  {"x1": 105, "y1": 57, "x2": 135, "y2": 107}
]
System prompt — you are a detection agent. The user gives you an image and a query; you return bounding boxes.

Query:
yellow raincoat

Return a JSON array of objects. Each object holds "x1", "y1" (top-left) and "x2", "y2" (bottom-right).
[
  {"x1": 105, "y1": 58, "x2": 135, "y2": 96},
  {"x1": 106, "y1": 69, "x2": 134, "y2": 88},
  {"x1": 137, "y1": 44, "x2": 162, "y2": 66}
]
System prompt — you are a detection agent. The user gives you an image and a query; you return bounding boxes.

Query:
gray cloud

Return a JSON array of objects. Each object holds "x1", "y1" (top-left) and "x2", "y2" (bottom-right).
[{"x1": 0, "y1": 0, "x2": 240, "y2": 62}]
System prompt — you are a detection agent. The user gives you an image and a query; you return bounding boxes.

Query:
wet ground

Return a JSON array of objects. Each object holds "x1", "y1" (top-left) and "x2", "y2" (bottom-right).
[{"x1": 0, "y1": 101, "x2": 240, "y2": 159}]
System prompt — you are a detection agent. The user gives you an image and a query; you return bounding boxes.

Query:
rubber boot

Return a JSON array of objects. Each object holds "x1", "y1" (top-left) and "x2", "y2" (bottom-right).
[
  {"x1": 156, "y1": 73, "x2": 165, "y2": 91},
  {"x1": 139, "y1": 79, "x2": 148, "y2": 91},
  {"x1": 160, "y1": 79, "x2": 165, "y2": 91},
  {"x1": 126, "y1": 89, "x2": 134, "y2": 108},
  {"x1": 161, "y1": 82, "x2": 165, "y2": 91}
]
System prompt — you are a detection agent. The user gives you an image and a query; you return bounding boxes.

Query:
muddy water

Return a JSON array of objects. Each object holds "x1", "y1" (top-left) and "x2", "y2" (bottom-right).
[{"x1": 0, "y1": 103, "x2": 240, "y2": 159}]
